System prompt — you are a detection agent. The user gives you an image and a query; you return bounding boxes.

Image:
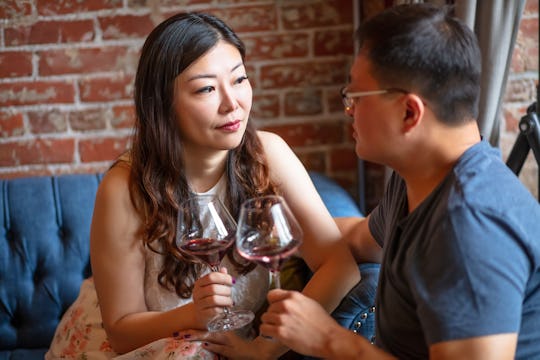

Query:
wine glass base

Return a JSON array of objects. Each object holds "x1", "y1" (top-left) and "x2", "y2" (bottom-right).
[{"x1": 207, "y1": 309, "x2": 255, "y2": 332}]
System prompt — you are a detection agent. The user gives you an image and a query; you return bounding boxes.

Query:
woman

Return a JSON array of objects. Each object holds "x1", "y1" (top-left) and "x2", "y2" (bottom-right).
[{"x1": 46, "y1": 12, "x2": 359, "y2": 359}]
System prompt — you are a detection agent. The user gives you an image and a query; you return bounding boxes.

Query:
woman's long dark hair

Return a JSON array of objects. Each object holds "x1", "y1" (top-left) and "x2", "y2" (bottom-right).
[{"x1": 129, "y1": 12, "x2": 277, "y2": 298}]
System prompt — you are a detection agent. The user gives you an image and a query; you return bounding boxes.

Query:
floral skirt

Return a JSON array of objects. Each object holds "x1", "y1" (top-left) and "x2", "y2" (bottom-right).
[{"x1": 45, "y1": 278, "x2": 218, "y2": 360}]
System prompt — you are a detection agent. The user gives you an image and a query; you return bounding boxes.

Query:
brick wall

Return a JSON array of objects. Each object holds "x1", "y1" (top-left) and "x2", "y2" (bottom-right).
[
  {"x1": 501, "y1": 0, "x2": 539, "y2": 200},
  {"x1": 0, "y1": 0, "x2": 538, "y2": 210}
]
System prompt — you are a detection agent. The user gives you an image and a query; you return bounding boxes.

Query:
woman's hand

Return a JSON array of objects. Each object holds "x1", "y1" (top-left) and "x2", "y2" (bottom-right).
[
  {"x1": 191, "y1": 267, "x2": 234, "y2": 329},
  {"x1": 178, "y1": 329, "x2": 281, "y2": 360}
]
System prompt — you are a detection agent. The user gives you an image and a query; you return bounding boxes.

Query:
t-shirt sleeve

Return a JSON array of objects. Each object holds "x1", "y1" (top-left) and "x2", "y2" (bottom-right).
[
  {"x1": 411, "y1": 203, "x2": 530, "y2": 345},
  {"x1": 368, "y1": 204, "x2": 384, "y2": 248}
]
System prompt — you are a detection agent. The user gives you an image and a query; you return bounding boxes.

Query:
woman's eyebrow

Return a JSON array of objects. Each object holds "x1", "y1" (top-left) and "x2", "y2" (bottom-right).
[{"x1": 187, "y1": 62, "x2": 244, "y2": 82}]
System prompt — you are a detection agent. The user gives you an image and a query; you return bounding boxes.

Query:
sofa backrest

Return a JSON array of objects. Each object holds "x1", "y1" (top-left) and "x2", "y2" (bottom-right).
[{"x1": 0, "y1": 174, "x2": 102, "y2": 351}]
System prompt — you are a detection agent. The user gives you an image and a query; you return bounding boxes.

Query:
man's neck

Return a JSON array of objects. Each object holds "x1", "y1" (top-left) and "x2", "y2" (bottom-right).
[{"x1": 398, "y1": 121, "x2": 481, "y2": 212}]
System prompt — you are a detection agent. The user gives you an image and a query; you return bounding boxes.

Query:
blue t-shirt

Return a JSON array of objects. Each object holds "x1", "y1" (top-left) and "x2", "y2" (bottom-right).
[{"x1": 369, "y1": 140, "x2": 540, "y2": 359}]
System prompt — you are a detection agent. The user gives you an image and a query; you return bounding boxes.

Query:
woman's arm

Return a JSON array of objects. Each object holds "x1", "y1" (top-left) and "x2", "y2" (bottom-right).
[
  {"x1": 90, "y1": 165, "x2": 233, "y2": 354},
  {"x1": 258, "y1": 130, "x2": 360, "y2": 311},
  {"x1": 334, "y1": 216, "x2": 383, "y2": 264},
  {"x1": 184, "y1": 132, "x2": 362, "y2": 359}
]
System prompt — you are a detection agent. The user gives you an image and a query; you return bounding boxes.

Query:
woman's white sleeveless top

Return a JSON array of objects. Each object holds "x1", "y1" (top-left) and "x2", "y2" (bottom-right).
[{"x1": 143, "y1": 176, "x2": 270, "y2": 315}]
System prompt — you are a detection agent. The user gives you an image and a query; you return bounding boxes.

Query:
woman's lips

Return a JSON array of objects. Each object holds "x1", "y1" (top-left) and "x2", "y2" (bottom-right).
[{"x1": 217, "y1": 120, "x2": 241, "y2": 132}]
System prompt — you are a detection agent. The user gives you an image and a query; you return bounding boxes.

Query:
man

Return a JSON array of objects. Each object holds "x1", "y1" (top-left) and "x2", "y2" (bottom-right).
[{"x1": 260, "y1": 3, "x2": 540, "y2": 359}]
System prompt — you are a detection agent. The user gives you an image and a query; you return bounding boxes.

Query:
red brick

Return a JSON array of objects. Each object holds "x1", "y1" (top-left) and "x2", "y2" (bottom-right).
[
  {"x1": 68, "y1": 108, "x2": 108, "y2": 131},
  {"x1": 361, "y1": 1, "x2": 387, "y2": 20},
  {"x1": 504, "y1": 78, "x2": 537, "y2": 102},
  {"x1": 79, "y1": 74, "x2": 134, "y2": 102},
  {"x1": 131, "y1": 0, "x2": 206, "y2": 6},
  {"x1": 27, "y1": 109, "x2": 68, "y2": 134},
  {"x1": 525, "y1": 0, "x2": 539, "y2": 15},
  {"x1": 514, "y1": 17, "x2": 539, "y2": 72},
  {"x1": 99, "y1": 14, "x2": 154, "y2": 40},
  {"x1": 0, "y1": 0, "x2": 32, "y2": 19},
  {"x1": 0, "y1": 51, "x2": 32, "y2": 78},
  {"x1": 314, "y1": 29, "x2": 355, "y2": 56},
  {"x1": 5, "y1": 20, "x2": 95, "y2": 46},
  {"x1": 364, "y1": 161, "x2": 386, "y2": 212},
  {"x1": 260, "y1": 60, "x2": 349, "y2": 89},
  {"x1": 328, "y1": 88, "x2": 347, "y2": 113},
  {"x1": 284, "y1": 89, "x2": 323, "y2": 116},
  {"x1": 0, "y1": 139, "x2": 74, "y2": 166},
  {"x1": 329, "y1": 147, "x2": 357, "y2": 172},
  {"x1": 205, "y1": 5, "x2": 278, "y2": 32},
  {"x1": 79, "y1": 136, "x2": 130, "y2": 162},
  {"x1": 261, "y1": 122, "x2": 343, "y2": 147},
  {"x1": 0, "y1": 81, "x2": 75, "y2": 106},
  {"x1": 37, "y1": 0, "x2": 122, "y2": 16},
  {"x1": 0, "y1": 111, "x2": 24, "y2": 138},
  {"x1": 503, "y1": 105, "x2": 531, "y2": 133},
  {"x1": 251, "y1": 94, "x2": 279, "y2": 119},
  {"x1": 295, "y1": 150, "x2": 326, "y2": 172},
  {"x1": 244, "y1": 33, "x2": 309, "y2": 61},
  {"x1": 281, "y1": 0, "x2": 353, "y2": 29},
  {"x1": 39, "y1": 46, "x2": 140, "y2": 76},
  {"x1": 112, "y1": 105, "x2": 135, "y2": 129}
]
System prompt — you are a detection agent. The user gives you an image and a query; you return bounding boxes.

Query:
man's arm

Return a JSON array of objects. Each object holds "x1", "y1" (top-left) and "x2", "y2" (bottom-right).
[
  {"x1": 261, "y1": 289, "x2": 518, "y2": 360},
  {"x1": 430, "y1": 334, "x2": 517, "y2": 359}
]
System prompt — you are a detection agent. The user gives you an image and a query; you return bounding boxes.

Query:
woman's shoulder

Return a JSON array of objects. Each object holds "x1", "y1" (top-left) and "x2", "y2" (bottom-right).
[
  {"x1": 97, "y1": 156, "x2": 132, "y2": 202},
  {"x1": 256, "y1": 130, "x2": 290, "y2": 151}
]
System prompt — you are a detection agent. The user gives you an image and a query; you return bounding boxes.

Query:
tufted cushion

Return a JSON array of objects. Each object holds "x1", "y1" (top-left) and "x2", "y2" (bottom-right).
[{"x1": 0, "y1": 174, "x2": 101, "y2": 357}]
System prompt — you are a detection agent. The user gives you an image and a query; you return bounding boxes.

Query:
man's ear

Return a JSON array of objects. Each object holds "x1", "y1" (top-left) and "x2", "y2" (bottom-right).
[{"x1": 402, "y1": 94, "x2": 425, "y2": 133}]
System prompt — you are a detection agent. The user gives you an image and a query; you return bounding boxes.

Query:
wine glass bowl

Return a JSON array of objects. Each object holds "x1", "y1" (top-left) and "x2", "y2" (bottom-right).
[
  {"x1": 236, "y1": 195, "x2": 303, "y2": 289},
  {"x1": 176, "y1": 194, "x2": 255, "y2": 332}
]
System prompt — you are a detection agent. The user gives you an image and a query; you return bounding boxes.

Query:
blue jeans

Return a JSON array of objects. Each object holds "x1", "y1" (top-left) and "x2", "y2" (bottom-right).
[
  {"x1": 331, "y1": 263, "x2": 380, "y2": 342},
  {"x1": 282, "y1": 263, "x2": 380, "y2": 360}
]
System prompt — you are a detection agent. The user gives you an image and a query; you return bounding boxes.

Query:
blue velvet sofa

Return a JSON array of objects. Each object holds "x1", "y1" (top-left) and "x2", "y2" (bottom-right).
[{"x1": 0, "y1": 172, "x2": 378, "y2": 359}]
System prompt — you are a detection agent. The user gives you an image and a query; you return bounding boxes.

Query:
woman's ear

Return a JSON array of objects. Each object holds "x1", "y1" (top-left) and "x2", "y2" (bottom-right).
[{"x1": 402, "y1": 94, "x2": 425, "y2": 133}]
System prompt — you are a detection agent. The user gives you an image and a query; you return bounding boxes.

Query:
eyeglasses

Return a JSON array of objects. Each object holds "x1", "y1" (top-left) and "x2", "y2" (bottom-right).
[{"x1": 340, "y1": 86, "x2": 408, "y2": 110}]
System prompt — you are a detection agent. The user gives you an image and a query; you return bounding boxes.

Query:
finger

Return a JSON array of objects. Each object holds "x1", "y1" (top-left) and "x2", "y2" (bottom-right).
[
  {"x1": 200, "y1": 331, "x2": 229, "y2": 345},
  {"x1": 194, "y1": 283, "x2": 232, "y2": 299},
  {"x1": 194, "y1": 294, "x2": 234, "y2": 309},
  {"x1": 201, "y1": 341, "x2": 233, "y2": 358},
  {"x1": 267, "y1": 288, "x2": 293, "y2": 303},
  {"x1": 197, "y1": 271, "x2": 233, "y2": 286},
  {"x1": 192, "y1": 282, "x2": 233, "y2": 306},
  {"x1": 259, "y1": 323, "x2": 281, "y2": 341}
]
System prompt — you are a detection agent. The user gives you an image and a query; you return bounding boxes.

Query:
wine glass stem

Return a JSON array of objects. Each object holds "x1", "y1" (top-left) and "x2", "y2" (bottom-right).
[{"x1": 270, "y1": 270, "x2": 281, "y2": 289}]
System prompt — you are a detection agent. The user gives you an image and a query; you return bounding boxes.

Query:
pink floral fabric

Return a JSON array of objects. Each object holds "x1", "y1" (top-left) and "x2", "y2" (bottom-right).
[{"x1": 45, "y1": 278, "x2": 218, "y2": 360}]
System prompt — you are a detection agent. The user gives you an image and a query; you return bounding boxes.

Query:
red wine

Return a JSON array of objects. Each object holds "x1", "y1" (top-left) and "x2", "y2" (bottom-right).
[
  {"x1": 180, "y1": 237, "x2": 232, "y2": 268},
  {"x1": 238, "y1": 238, "x2": 301, "y2": 272}
]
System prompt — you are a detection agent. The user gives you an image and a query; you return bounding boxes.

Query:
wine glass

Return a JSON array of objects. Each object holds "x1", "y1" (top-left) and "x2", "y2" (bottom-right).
[
  {"x1": 236, "y1": 195, "x2": 303, "y2": 289},
  {"x1": 176, "y1": 194, "x2": 254, "y2": 332}
]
